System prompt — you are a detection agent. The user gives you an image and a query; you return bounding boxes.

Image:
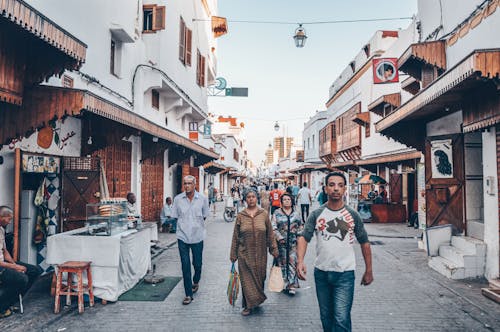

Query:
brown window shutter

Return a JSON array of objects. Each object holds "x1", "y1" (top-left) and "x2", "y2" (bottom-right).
[
  {"x1": 179, "y1": 18, "x2": 186, "y2": 63},
  {"x1": 154, "y1": 6, "x2": 166, "y2": 30},
  {"x1": 201, "y1": 55, "x2": 206, "y2": 87},
  {"x1": 185, "y1": 29, "x2": 192, "y2": 66},
  {"x1": 196, "y1": 51, "x2": 201, "y2": 86}
]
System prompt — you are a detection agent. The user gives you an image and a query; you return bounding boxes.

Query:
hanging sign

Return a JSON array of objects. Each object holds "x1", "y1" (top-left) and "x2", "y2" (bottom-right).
[{"x1": 373, "y1": 58, "x2": 399, "y2": 84}]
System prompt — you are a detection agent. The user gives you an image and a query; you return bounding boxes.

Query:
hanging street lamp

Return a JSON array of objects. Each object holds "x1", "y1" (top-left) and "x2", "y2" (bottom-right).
[
  {"x1": 293, "y1": 24, "x2": 307, "y2": 48},
  {"x1": 274, "y1": 121, "x2": 280, "y2": 131}
]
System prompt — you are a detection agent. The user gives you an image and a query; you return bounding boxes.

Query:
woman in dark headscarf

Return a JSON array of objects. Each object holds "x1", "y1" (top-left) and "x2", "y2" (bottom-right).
[
  {"x1": 271, "y1": 193, "x2": 303, "y2": 295},
  {"x1": 230, "y1": 188, "x2": 278, "y2": 316}
]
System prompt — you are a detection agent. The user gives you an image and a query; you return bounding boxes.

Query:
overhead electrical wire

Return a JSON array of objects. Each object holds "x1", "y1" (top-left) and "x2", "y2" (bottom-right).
[{"x1": 193, "y1": 16, "x2": 413, "y2": 25}]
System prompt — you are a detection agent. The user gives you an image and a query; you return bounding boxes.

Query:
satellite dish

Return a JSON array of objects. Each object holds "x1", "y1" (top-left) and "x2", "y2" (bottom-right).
[{"x1": 214, "y1": 77, "x2": 227, "y2": 90}]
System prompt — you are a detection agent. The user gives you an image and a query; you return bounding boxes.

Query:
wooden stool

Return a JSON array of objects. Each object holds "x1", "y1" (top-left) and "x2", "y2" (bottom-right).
[{"x1": 54, "y1": 261, "x2": 94, "y2": 314}]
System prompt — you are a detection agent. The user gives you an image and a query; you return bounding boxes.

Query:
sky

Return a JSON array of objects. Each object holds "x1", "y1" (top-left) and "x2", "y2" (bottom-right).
[{"x1": 208, "y1": 0, "x2": 418, "y2": 165}]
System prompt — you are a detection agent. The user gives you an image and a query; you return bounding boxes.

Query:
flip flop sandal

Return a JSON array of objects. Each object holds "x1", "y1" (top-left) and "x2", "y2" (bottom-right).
[
  {"x1": 192, "y1": 283, "x2": 199, "y2": 293},
  {"x1": 182, "y1": 296, "x2": 193, "y2": 305},
  {"x1": 241, "y1": 308, "x2": 252, "y2": 316}
]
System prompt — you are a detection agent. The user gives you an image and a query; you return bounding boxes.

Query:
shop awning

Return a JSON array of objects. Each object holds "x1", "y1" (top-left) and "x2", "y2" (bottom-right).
[
  {"x1": 398, "y1": 41, "x2": 446, "y2": 79},
  {"x1": 401, "y1": 76, "x2": 420, "y2": 95},
  {"x1": 289, "y1": 163, "x2": 332, "y2": 174},
  {"x1": 376, "y1": 49, "x2": 500, "y2": 149},
  {"x1": 352, "y1": 112, "x2": 371, "y2": 126},
  {"x1": 331, "y1": 160, "x2": 355, "y2": 168},
  {"x1": 355, "y1": 150, "x2": 422, "y2": 166},
  {"x1": 5, "y1": 86, "x2": 218, "y2": 161},
  {"x1": 368, "y1": 93, "x2": 401, "y2": 117},
  {"x1": 1, "y1": 0, "x2": 87, "y2": 64},
  {"x1": 203, "y1": 161, "x2": 227, "y2": 174}
]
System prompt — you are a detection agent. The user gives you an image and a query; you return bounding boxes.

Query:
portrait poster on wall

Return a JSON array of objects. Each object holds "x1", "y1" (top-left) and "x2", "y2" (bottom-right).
[
  {"x1": 372, "y1": 58, "x2": 399, "y2": 84},
  {"x1": 430, "y1": 139, "x2": 453, "y2": 179}
]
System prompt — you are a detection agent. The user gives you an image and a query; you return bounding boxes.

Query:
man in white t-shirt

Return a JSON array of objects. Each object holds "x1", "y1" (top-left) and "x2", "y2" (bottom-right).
[
  {"x1": 297, "y1": 173, "x2": 373, "y2": 332},
  {"x1": 296, "y1": 182, "x2": 312, "y2": 223}
]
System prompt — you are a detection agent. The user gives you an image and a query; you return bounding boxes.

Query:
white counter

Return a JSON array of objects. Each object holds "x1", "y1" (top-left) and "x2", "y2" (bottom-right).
[{"x1": 47, "y1": 225, "x2": 153, "y2": 301}]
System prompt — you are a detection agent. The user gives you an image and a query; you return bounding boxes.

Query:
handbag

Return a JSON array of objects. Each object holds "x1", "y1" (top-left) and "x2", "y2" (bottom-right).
[
  {"x1": 227, "y1": 262, "x2": 240, "y2": 306},
  {"x1": 268, "y1": 258, "x2": 284, "y2": 292}
]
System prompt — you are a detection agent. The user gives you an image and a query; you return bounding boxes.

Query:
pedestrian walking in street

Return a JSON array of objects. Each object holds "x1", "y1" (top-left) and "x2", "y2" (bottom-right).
[
  {"x1": 208, "y1": 182, "x2": 216, "y2": 214},
  {"x1": 230, "y1": 189, "x2": 278, "y2": 316},
  {"x1": 160, "y1": 197, "x2": 176, "y2": 233},
  {"x1": 231, "y1": 183, "x2": 241, "y2": 212},
  {"x1": 269, "y1": 183, "x2": 283, "y2": 215},
  {"x1": 172, "y1": 175, "x2": 209, "y2": 305},
  {"x1": 271, "y1": 193, "x2": 303, "y2": 295},
  {"x1": 297, "y1": 182, "x2": 312, "y2": 223},
  {"x1": 297, "y1": 172, "x2": 373, "y2": 332},
  {"x1": 317, "y1": 185, "x2": 328, "y2": 205},
  {"x1": 0, "y1": 206, "x2": 42, "y2": 318},
  {"x1": 260, "y1": 185, "x2": 270, "y2": 213}
]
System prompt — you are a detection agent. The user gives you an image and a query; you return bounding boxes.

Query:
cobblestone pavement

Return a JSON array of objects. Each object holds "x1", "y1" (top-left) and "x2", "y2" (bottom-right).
[{"x1": 2, "y1": 202, "x2": 500, "y2": 331}]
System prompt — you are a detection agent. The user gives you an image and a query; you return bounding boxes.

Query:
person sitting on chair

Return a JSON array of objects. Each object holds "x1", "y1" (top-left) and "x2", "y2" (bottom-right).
[
  {"x1": 160, "y1": 197, "x2": 177, "y2": 233},
  {"x1": 0, "y1": 206, "x2": 42, "y2": 318}
]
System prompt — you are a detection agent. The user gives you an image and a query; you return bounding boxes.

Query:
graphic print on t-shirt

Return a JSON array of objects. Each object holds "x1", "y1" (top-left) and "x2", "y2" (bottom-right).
[{"x1": 315, "y1": 208, "x2": 354, "y2": 243}]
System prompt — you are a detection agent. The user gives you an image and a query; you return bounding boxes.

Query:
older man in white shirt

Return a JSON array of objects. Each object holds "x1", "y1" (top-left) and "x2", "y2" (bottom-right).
[{"x1": 172, "y1": 175, "x2": 209, "y2": 305}]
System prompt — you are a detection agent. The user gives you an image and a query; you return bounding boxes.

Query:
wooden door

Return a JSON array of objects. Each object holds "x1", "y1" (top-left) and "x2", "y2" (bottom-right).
[
  {"x1": 93, "y1": 140, "x2": 132, "y2": 198},
  {"x1": 141, "y1": 154, "x2": 164, "y2": 222},
  {"x1": 390, "y1": 173, "x2": 402, "y2": 203},
  {"x1": 62, "y1": 157, "x2": 100, "y2": 231},
  {"x1": 180, "y1": 164, "x2": 200, "y2": 192},
  {"x1": 496, "y1": 125, "x2": 500, "y2": 273},
  {"x1": 425, "y1": 135, "x2": 465, "y2": 232}
]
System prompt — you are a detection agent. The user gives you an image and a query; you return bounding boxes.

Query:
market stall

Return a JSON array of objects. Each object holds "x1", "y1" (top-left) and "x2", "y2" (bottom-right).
[
  {"x1": 46, "y1": 223, "x2": 154, "y2": 301},
  {"x1": 353, "y1": 174, "x2": 406, "y2": 223}
]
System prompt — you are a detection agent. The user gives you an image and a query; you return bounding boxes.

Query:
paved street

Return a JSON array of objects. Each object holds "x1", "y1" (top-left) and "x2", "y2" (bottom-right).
[{"x1": 2, "y1": 202, "x2": 500, "y2": 331}]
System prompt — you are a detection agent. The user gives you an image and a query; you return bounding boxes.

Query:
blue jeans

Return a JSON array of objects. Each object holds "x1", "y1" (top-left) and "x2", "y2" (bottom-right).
[
  {"x1": 178, "y1": 240, "x2": 203, "y2": 297},
  {"x1": 314, "y1": 268, "x2": 355, "y2": 332},
  {"x1": 162, "y1": 217, "x2": 177, "y2": 232}
]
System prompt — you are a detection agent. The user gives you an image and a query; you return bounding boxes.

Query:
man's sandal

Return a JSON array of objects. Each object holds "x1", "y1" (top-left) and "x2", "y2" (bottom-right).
[
  {"x1": 192, "y1": 283, "x2": 199, "y2": 293},
  {"x1": 182, "y1": 296, "x2": 193, "y2": 305}
]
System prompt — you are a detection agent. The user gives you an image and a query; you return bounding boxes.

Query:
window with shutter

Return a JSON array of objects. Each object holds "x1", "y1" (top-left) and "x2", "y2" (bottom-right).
[
  {"x1": 143, "y1": 5, "x2": 165, "y2": 32},
  {"x1": 152, "y1": 89, "x2": 160, "y2": 109},
  {"x1": 185, "y1": 29, "x2": 192, "y2": 66},
  {"x1": 143, "y1": 5, "x2": 154, "y2": 32},
  {"x1": 153, "y1": 6, "x2": 165, "y2": 30},
  {"x1": 201, "y1": 55, "x2": 206, "y2": 87},
  {"x1": 110, "y1": 40, "x2": 116, "y2": 74},
  {"x1": 179, "y1": 17, "x2": 186, "y2": 63}
]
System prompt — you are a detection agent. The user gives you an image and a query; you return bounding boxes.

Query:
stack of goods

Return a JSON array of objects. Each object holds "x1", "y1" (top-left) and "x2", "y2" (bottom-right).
[{"x1": 98, "y1": 203, "x2": 124, "y2": 217}]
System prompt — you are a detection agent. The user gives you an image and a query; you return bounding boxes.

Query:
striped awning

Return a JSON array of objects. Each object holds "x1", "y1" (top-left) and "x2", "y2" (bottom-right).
[
  {"x1": 398, "y1": 41, "x2": 446, "y2": 79},
  {"x1": 356, "y1": 150, "x2": 422, "y2": 166},
  {"x1": 368, "y1": 93, "x2": 401, "y2": 116},
  {"x1": 203, "y1": 161, "x2": 227, "y2": 174},
  {"x1": 1, "y1": 0, "x2": 87, "y2": 63},
  {"x1": 353, "y1": 112, "x2": 371, "y2": 126}
]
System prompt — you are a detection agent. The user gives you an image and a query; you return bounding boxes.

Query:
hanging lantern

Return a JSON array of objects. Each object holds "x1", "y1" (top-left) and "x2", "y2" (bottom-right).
[
  {"x1": 293, "y1": 24, "x2": 307, "y2": 48},
  {"x1": 274, "y1": 121, "x2": 280, "y2": 131}
]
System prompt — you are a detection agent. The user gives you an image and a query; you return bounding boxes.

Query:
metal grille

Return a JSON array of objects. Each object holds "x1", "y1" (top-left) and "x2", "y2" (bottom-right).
[{"x1": 63, "y1": 157, "x2": 99, "y2": 171}]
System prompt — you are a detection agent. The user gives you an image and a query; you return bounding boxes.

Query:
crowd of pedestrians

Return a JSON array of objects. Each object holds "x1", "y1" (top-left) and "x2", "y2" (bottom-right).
[{"x1": 170, "y1": 174, "x2": 373, "y2": 332}]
